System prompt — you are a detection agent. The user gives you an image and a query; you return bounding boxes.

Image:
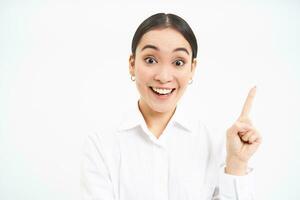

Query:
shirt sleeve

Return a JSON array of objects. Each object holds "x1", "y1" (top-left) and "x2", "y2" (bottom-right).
[
  {"x1": 212, "y1": 165, "x2": 255, "y2": 200},
  {"x1": 80, "y1": 132, "x2": 115, "y2": 200}
]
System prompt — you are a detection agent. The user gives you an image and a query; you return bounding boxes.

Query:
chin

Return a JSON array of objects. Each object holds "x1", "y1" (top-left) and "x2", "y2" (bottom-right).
[{"x1": 149, "y1": 103, "x2": 176, "y2": 114}]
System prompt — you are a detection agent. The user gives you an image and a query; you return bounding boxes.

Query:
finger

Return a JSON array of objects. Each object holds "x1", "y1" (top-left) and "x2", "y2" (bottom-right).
[
  {"x1": 239, "y1": 86, "x2": 257, "y2": 119},
  {"x1": 231, "y1": 121, "x2": 254, "y2": 133},
  {"x1": 238, "y1": 130, "x2": 248, "y2": 137},
  {"x1": 241, "y1": 131, "x2": 254, "y2": 143},
  {"x1": 255, "y1": 134, "x2": 263, "y2": 144},
  {"x1": 248, "y1": 133, "x2": 260, "y2": 144},
  {"x1": 250, "y1": 130, "x2": 262, "y2": 143},
  {"x1": 241, "y1": 130, "x2": 261, "y2": 144}
]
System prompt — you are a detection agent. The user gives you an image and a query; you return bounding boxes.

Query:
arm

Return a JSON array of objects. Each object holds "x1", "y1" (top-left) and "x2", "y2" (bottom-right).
[{"x1": 212, "y1": 87, "x2": 261, "y2": 199}]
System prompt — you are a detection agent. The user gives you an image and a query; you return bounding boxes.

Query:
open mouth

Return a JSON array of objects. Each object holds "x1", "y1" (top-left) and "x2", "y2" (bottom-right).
[{"x1": 149, "y1": 86, "x2": 176, "y2": 96}]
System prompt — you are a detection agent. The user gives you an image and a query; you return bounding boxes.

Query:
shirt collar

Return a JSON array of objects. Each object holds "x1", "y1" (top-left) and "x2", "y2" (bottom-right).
[
  {"x1": 117, "y1": 100, "x2": 197, "y2": 133},
  {"x1": 171, "y1": 103, "x2": 197, "y2": 133}
]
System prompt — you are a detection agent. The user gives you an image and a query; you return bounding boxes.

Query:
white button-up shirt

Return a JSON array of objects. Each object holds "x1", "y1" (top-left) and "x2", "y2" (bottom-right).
[{"x1": 81, "y1": 102, "x2": 254, "y2": 200}]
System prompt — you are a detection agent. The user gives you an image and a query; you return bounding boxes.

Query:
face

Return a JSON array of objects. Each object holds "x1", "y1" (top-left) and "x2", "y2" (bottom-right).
[{"x1": 129, "y1": 27, "x2": 197, "y2": 114}]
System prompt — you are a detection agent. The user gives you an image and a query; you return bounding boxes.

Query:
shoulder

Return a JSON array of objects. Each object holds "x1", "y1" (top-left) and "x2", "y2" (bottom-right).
[
  {"x1": 85, "y1": 100, "x2": 141, "y2": 151},
  {"x1": 84, "y1": 110, "x2": 125, "y2": 156}
]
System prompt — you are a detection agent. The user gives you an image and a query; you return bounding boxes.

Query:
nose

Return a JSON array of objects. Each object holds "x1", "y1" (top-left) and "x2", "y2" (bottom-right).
[{"x1": 154, "y1": 66, "x2": 174, "y2": 84}]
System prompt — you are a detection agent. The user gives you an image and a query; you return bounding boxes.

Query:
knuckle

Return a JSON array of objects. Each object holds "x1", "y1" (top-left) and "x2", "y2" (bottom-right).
[
  {"x1": 233, "y1": 121, "x2": 240, "y2": 128},
  {"x1": 249, "y1": 134, "x2": 256, "y2": 142}
]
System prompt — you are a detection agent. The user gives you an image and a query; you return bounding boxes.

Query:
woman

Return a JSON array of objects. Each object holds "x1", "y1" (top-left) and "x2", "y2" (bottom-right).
[{"x1": 81, "y1": 13, "x2": 262, "y2": 200}]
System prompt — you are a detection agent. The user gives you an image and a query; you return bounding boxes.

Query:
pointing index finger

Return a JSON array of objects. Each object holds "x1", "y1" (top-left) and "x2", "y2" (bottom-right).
[{"x1": 239, "y1": 86, "x2": 257, "y2": 118}]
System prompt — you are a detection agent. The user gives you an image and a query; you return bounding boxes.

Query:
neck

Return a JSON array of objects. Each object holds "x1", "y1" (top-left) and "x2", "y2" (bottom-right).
[{"x1": 138, "y1": 99, "x2": 176, "y2": 139}]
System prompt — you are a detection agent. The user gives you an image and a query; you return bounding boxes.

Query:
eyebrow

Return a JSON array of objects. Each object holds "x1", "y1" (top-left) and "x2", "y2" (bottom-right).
[{"x1": 141, "y1": 44, "x2": 190, "y2": 55}]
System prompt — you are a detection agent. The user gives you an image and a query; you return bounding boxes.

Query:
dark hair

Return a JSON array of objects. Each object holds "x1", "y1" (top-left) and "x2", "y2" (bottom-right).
[{"x1": 131, "y1": 13, "x2": 198, "y2": 59}]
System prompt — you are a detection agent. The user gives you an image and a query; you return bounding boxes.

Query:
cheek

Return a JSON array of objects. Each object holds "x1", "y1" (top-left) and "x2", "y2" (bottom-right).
[
  {"x1": 135, "y1": 64, "x2": 152, "y2": 83},
  {"x1": 135, "y1": 68, "x2": 153, "y2": 97},
  {"x1": 177, "y1": 73, "x2": 191, "y2": 87}
]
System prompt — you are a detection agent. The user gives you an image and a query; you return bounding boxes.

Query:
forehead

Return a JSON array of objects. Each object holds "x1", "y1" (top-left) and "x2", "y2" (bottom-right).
[{"x1": 136, "y1": 28, "x2": 192, "y2": 54}]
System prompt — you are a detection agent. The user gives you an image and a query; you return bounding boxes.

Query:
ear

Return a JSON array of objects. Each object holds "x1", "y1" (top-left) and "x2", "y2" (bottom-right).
[
  {"x1": 129, "y1": 54, "x2": 135, "y2": 77},
  {"x1": 190, "y1": 58, "x2": 197, "y2": 78}
]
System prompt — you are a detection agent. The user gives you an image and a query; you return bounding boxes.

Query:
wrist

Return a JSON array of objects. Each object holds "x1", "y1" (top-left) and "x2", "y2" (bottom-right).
[{"x1": 225, "y1": 156, "x2": 248, "y2": 176}]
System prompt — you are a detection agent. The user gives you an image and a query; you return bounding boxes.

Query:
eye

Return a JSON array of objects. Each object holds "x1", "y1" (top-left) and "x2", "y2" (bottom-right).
[
  {"x1": 144, "y1": 57, "x2": 157, "y2": 64},
  {"x1": 174, "y1": 59, "x2": 185, "y2": 67}
]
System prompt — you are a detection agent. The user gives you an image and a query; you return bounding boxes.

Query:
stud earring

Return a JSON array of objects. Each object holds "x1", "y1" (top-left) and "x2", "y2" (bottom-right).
[
  {"x1": 188, "y1": 79, "x2": 193, "y2": 84},
  {"x1": 131, "y1": 75, "x2": 135, "y2": 81}
]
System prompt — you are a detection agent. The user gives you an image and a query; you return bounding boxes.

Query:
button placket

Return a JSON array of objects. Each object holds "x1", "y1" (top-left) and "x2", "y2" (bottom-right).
[{"x1": 153, "y1": 145, "x2": 169, "y2": 200}]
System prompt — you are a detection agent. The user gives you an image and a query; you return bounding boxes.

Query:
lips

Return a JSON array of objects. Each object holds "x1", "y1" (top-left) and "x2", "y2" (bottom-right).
[{"x1": 149, "y1": 86, "x2": 175, "y2": 95}]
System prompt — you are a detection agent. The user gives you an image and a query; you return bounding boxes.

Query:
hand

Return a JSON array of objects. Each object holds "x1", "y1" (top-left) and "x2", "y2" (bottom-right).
[{"x1": 225, "y1": 86, "x2": 262, "y2": 175}]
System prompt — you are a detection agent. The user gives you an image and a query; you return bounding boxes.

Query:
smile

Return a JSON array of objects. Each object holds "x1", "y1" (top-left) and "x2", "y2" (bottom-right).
[{"x1": 150, "y1": 87, "x2": 175, "y2": 95}]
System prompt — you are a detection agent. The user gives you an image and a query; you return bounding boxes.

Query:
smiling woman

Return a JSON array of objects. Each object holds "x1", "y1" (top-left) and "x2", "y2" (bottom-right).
[
  {"x1": 129, "y1": 27, "x2": 197, "y2": 137},
  {"x1": 81, "y1": 13, "x2": 261, "y2": 200}
]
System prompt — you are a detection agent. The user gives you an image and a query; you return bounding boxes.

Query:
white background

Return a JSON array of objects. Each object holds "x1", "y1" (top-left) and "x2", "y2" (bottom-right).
[{"x1": 1, "y1": 0, "x2": 299, "y2": 199}]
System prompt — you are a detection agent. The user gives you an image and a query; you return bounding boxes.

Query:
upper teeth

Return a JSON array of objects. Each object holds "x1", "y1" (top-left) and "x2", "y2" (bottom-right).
[{"x1": 152, "y1": 87, "x2": 173, "y2": 94}]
